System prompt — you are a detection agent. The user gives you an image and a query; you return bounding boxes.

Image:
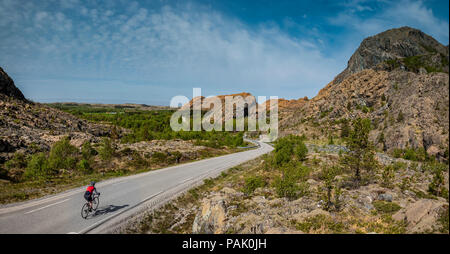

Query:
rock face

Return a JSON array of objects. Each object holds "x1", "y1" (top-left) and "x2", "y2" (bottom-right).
[
  {"x1": 334, "y1": 26, "x2": 448, "y2": 84},
  {"x1": 281, "y1": 27, "x2": 449, "y2": 161},
  {"x1": 192, "y1": 194, "x2": 228, "y2": 234},
  {"x1": 0, "y1": 67, "x2": 26, "y2": 101},
  {"x1": 392, "y1": 199, "x2": 448, "y2": 233},
  {"x1": 180, "y1": 92, "x2": 258, "y2": 122},
  {"x1": 0, "y1": 68, "x2": 112, "y2": 163}
]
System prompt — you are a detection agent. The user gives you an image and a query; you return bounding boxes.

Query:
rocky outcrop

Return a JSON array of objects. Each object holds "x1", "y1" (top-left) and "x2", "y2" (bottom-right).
[
  {"x1": 192, "y1": 193, "x2": 229, "y2": 234},
  {"x1": 333, "y1": 26, "x2": 448, "y2": 84},
  {"x1": 0, "y1": 67, "x2": 26, "y2": 101},
  {"x1": 392, "y1": 199, "x2": 448, "y2": 233},
  {"x1": 281, "y1": 27, "x2": 449, "y2": 161},
  {"x1": 0, "y1": 68, "x2": 113, "y2": 163}
]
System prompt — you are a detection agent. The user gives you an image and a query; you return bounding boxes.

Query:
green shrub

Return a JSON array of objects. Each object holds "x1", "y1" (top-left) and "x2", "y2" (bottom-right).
[
  {"x1": 394, "y1": 147, "x2": 429, "y2": 161},
  {"x1": 77, "y1": 159, "x2": 92, "y2": 174},
  {"x1": 243, "y1": 176, "x2": 266, "y2": 195},
  {"x1": 397, "y1": 111, "x2": 404, "y2": 122},
  {"x1": 373, "y1": 200, "x2": 401, "y2": 214},
  {"x1": 24, "y1": 153, "x2": 52, "y2": 179},
  {"x1": 275, "y1": 150, "x2": 290, "y2": 165},
  {"x1": 340, "y1": 120, "x2": 350, "y2": 138},
  {"x1": 98, "y1": 137, "x2": 115, "y2": 161},
  {"x1": 392, "y1": 161, "x2": 407, "y2": 171},
  {"x1": 328, "y1": 135, "x2": 334, "y2": 145},
  {"x1": 294, "y1": 141, "x2": 308, "y2": 161},
  {"x1": 0, "y1": 166, "x2": 8, "y2": 180},
  {"x1": 362, "y1": 106, "x2": 370, "y2": 113},
  {"x1": 5, "y1": 152, "x2": 28, "y2": 169},
  {"x1": 273, "y1": 175, "x2": 299, "y2": 200},
  {"x1": 428, "y1": 163, "x2": 448, "y2": 199},
  {"x1": 437, "y1": 206, "x2": 449, "y2": 233},
  {"x1": 381, "y1": 165, "x2": 395, "y2": 188},
  {"x1": 81, "y1": 142, "x2": 96, "y2": 160},
  {"x1": 295, "y1": 214, "x2": 346, "y2": 233},
  {"x1": 151, "y1": 152, "x2": 168, "y2": 164},
  {"x1": 273, "y1": 163, "x2": 310, "y2": 200},
  {"x1": 127, "y1": 151, "x2": 150, "y2": 169},
  {"x1": 320, "y1": 166, "x2": 342, "y2": 211},
  {"x1": 274, "y1": 135, "x2": 308, "y2": 165},
  {"x1": 47, "y1": 137, "x2": 78, "y2": 170},
  {"x1": 170, "y1": 151, "x2": 183, "y2": 164}
]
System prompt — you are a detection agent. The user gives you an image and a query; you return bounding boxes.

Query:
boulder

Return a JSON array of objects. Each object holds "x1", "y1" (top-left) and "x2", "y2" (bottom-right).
[
  {"x1": 192, "y1": 195, "x2": 228, "y2": 234},
  {"x1": 392, "y1": 199, "x2": 447, "y2": 233},
  {"x1": 378, "y1": 193, "x2": 393, "y2": 202}
]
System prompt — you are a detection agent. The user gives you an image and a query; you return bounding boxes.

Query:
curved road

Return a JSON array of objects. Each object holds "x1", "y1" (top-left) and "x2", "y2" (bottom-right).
[{"x1": 0, "y1": 140, "x2": 273, "y2": 234}]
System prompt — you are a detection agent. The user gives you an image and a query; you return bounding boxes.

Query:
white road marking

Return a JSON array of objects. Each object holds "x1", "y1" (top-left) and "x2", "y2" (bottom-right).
[
  {"x1": 24, "y1": 198, "x2": 71, "y2": 215},
  {"x1": 109, "y1": 181, "x2": 126, "y2": 186},
  {"x1": 178, "y1": 177, "x2": 194, "y2": 184},
  {"x1": 78, "y1": 191, "x2": 164, "y2": 234}
]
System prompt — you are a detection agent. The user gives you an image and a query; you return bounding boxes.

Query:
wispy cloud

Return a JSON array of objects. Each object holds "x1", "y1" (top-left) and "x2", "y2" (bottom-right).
[
  {"x1": 0, "y1": 1, "x2": 341, "y2": 103},
  {"x1": 0, "y1": 0, "x2": 447, "y2": 104},
  {"x1": 329, "y1": 0, "x2": 449, "y2": 43}
]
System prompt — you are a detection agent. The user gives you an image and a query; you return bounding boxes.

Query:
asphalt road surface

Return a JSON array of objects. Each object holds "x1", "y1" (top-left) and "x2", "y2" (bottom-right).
[{"x1": 0, "y1": 140, "x2": 273, "y2": 234}]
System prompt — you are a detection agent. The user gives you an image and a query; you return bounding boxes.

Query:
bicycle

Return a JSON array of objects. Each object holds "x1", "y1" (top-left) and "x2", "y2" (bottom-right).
[{"x1": 81, "y1": 193, "x2": 100, "y2": 219}]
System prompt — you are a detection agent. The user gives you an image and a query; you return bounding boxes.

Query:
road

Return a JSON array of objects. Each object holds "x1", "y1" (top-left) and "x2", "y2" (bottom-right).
[{"x1": 0, "y1": 140, "x2": 273, "y2": 234}]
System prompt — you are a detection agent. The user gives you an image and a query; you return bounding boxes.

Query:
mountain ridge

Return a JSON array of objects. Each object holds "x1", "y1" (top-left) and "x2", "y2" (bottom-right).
[{"x1": 280, "y1": 26, "x2": 449, "y2": 162}]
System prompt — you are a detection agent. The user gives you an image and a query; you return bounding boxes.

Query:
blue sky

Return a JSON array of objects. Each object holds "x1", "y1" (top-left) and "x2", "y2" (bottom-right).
[{"x1": 0, "y1": 0, "x2": 448, "y2": 105}]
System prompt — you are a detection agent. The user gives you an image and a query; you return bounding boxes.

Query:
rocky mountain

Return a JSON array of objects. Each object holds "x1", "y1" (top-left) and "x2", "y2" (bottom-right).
[
  {"x1": 280, "y1": 27, "x2": 449, "y2": 162},
  {"x1": 180, "y1": 92, "x2": 308, "y2": 122},
  {"x1": 0, "y1": 67, "x2": 26, "y2": 101},
  {"x1": 333, "y1": 26, "x2": 449, "y2": 84},
  {"x1": 0, "y1": 67, "x2": 112, "y2": 163}
]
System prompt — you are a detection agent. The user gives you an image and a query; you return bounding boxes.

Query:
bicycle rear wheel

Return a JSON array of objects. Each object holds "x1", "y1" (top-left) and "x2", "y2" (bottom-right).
[
  {"x1": 92, "y1": 197, "x2": 99, "y2": 211},
  {"x1": 81, "y1": 203, "x2": 90, "y2": 219}
]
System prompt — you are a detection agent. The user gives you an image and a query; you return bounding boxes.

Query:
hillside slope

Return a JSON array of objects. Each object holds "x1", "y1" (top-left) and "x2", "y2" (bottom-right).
[
  {"x1": 0, "y1": 67, "x2": 111, "y2": 163},
  {"x1": 281, "y1": 27, "x2": 449, "y2": 162}
]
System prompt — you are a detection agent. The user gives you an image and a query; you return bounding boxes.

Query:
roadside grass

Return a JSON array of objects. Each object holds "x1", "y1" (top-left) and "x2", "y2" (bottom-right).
[
  {"x1": 0, "y1": 147, "x2": 241, "y2": 205},
  {"x1": 120, "y1": 157, "x2": 265, "y2": 234}
]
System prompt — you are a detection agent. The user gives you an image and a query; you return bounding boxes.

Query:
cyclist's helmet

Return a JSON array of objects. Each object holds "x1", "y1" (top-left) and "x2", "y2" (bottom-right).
[{"x1": 90, "y1": 181, "x2": 96, "y2": 186}]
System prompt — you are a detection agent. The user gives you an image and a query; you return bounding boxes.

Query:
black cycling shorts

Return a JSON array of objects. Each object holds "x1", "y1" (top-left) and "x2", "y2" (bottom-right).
[{"x1": 84, "y1": 191, "x2": 92, "y2": 202}]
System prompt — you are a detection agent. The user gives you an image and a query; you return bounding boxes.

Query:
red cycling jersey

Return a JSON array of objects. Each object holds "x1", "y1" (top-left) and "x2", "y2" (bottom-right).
[{"x1": 86, "y1": 186, "x2": 94, "y2": 193}]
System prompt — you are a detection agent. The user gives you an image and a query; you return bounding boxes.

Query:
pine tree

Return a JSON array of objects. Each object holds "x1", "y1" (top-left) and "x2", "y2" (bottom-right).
[{"x1": 341, "y1": 118, "x2": 378, "y2": 185}]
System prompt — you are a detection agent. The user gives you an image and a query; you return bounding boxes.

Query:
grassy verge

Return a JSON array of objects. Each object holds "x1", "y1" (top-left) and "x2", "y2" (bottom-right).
[
  {"x1": 120, "y1": 156, "x2": 263, "y2": 233},
  {"x1": 0, "y1": 147, "x2": 241, "y2": 205}
]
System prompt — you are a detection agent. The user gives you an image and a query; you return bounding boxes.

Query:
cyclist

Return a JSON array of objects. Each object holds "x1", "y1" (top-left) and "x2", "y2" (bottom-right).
[{"x1": 84, "y1": 181, "x2": 100, "y2": 211}]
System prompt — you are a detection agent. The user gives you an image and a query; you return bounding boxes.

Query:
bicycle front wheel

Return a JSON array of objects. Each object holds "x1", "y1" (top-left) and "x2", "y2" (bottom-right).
[
  {"x1": 81, "y1": 203, "x2": 90, "y2": 219},
  {"x1": 92, "y1": 197, "x2": 99, "y2": 211}
]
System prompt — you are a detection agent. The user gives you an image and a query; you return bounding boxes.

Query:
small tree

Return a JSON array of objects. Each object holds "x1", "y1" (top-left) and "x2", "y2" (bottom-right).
[
  {"x1": 381, "y1": 165, "x2": 395, "y2": 188},
  {"x1": 428, "y1": 164, "x2": 446, "y2": 198},
  {"x1": 341, "y1": 118, "x2": 378, "y2": 184},
  {"x1": 328, "y1": 135, "x2": 334, "y2": 145},
  {"x1": 81, "y1": 142, "x2": 95, "y2": 161},
  {"x1": 99, "y1": 137, "x2": 115, "y2": 161},
  {"x1": 397, "y1": 111, "x2": 404, "y2": 122},
  {"x1": 24, "y1": 153, "x2": 51, "y2": 179},
  {"x1": 48, "y1": 137, "x2": 78, "y2": 170},
  {"x1": 377, "y1": 132, "x2": 385, "y2": 151},
  {"x1": 340, "y1": 120, "x2": 350, "y2": 138},
  {"x1": 321, "y1": 166, "x2": 341, "y2": 211}
]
